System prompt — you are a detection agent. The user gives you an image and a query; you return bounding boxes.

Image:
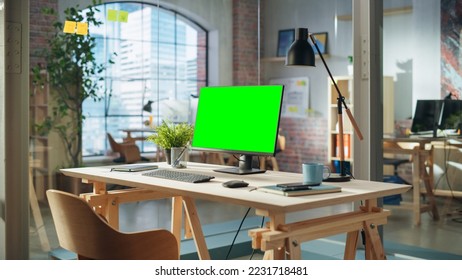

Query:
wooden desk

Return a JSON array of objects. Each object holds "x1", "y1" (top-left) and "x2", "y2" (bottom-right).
[
  {"x1": 121, "y1": 128, "x2": 155, "y2": 143},
  {"x1": 121, "y1": 128, "x2": 160, "y2": 161},
  {"x1": 61, "y1": 162, "x2": 409, "y2": 260},
  {"x1": 383, "y1": 137, "x2": 439, "y2": 225}
]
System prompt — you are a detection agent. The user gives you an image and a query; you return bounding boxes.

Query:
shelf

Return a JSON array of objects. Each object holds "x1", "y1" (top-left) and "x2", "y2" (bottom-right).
[
  {"x1": 30, "y1": 104, "x2": 48, "y2": 108},
  {"x1": 261, "y1": 57, "x2": 285, "y2": 63},
  {"x1": 328, "y1": 77, "x2": 354, "y2": 169},
  {"x1": 327, "y1": 76, "x2": 395, "y2": 170},
  {"x1": 330, "y1": 131, "x2": 353, "y2": 135},
  {"x1": 336, "y1": 6, "x2": 412, "y2": 21},
  {"x1": 329, "y1": 157, "x2": 352, "y2": 161}
]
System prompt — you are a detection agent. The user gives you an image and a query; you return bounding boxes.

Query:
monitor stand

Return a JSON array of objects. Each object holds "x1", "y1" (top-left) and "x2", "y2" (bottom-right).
[{"x1": 214, "y1": 155, "x2": 266, "y2": 175}]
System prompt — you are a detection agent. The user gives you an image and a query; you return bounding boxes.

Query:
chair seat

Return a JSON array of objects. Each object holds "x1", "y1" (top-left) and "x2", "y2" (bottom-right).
[{"x1": 383, "y1": 158, "x2": 410, "y2": 167}]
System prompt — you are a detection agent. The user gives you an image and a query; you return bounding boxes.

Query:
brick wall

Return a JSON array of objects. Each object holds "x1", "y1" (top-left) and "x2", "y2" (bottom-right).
[
  {"x1": 30, "y1": 0, "x2": 58, "y2": 68},
  {"x1": 232, "y1": 0, "x2": 261, "y2": 85},
  {"x1": 232, "y1": 0, "x2": 327, "y2": 173},
  {"x1": 276, "y1": 117, "x2": 328, "y2": 173}
]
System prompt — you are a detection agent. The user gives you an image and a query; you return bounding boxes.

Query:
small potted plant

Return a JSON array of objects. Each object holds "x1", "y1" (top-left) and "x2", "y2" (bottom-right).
[{"x1": 147, "y1": 120, "x2": 194, "y2": 164}]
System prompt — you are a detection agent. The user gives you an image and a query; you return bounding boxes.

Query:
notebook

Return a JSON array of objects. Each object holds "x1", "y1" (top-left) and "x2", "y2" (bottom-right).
[
  {"x1": 110, "y1": 164, "x2": 159, "y2": 172},
  {"x1": 257, "y1": 184, "x2": 341, "y2": 197}
]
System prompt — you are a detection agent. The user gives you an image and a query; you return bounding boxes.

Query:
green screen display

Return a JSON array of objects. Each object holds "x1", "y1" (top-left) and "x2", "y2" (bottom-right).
[{"x1": 191, "y1": 85, "x2": 284, "y2": 156}]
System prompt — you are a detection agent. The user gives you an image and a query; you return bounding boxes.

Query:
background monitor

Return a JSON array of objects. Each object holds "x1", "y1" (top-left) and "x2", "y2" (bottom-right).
[
  {"x1": 191, "y1": 85, "x2": 284, "y2": 175},
  {"x1": 411, "y1": 100, "x2": 443, "y2": 134},
  {"x1": 440, "y1": 99, "x2": 462, "y2": 132}
]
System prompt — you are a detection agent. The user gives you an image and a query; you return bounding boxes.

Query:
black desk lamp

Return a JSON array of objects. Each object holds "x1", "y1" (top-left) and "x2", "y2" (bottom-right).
[
  {"x1": 142, "y1": 100, "x2": 154, "y2": 126},
  {"x1": 143, "y1": 100, "x2": 153, "y2": 113},
  {"x1": 285, "y1": 28, "x2": 364, "y2": 181}
]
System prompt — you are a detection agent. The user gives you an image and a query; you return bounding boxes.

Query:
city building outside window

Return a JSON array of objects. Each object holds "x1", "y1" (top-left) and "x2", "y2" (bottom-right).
[{"x1": 83, "y1": 2, "x2": 207, "y2": 156}]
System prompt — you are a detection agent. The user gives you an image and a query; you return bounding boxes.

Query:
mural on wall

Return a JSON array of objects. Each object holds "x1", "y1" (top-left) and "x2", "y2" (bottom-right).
[{"x1": 441, "y1": 0, "x2": 462, "y2": 99}]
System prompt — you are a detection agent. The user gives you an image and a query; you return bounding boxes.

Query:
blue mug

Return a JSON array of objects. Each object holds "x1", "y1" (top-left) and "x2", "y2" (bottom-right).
[{"x1": 302, "y1": 163, "x2": 331, "y2": 185}]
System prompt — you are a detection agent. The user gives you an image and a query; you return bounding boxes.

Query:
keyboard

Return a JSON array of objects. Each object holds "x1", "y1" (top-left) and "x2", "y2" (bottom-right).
[{"x1": 142, "y1": 169, "x2": 215, "y2": 183}]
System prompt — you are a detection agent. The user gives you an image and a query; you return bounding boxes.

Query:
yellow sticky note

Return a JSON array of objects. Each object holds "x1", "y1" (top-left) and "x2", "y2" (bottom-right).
[
  {"x1": 288, "y1": 106, "x2": 299, "y2": 113},
  {"x1": 76, "y1": 22, "x2": 88, "y2": 35},
  {"x1": 118, "y1": 10, "x2": 129, "y2": 23},
  {"x1": 107, "y1": 9, "x2": 117, "y2": 21},
  {"x1": 63, "y1": 20, "x2": 76, "y2": 34}
]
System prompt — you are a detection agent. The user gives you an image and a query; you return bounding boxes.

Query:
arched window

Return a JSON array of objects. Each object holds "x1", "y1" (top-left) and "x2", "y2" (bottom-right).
[{"x1": 83, "y1": 2, "x2": 207, "y2": 156}]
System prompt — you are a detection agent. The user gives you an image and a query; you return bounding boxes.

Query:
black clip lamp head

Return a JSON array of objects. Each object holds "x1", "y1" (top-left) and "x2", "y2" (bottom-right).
[
  {"x1": 285, "y1": 28, "x2": 316, "y2": 67},
  {"x1": 143, "y1": 100, "x2": 153, "y2": 113}
]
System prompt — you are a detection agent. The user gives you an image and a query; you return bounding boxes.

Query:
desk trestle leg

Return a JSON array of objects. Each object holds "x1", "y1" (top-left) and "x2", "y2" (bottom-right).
[{"x1": 249, "y1": 208, "x2": 390, "y2": 260}]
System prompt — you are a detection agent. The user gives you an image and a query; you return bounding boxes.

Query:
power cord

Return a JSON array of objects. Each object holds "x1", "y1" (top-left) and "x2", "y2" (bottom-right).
[{"x1": 225, "y1": 207, "x2": 251, "y2": 260}]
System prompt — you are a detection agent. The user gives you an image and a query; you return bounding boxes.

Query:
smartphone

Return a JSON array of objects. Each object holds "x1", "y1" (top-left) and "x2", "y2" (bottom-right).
[{"x1": 276, "y1": 182, "x2": 319, "y2": 190}]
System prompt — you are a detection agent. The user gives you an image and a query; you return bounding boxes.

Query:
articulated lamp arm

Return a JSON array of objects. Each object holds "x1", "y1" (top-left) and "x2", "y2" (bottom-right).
[{"x1": 309, "y1": 33, "x2": 364, "y2": 141}]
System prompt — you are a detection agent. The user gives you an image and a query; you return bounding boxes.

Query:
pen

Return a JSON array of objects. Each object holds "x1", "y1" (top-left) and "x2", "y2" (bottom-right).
[{"x1": 173, "y1": 146, "x2": 188, "y2": 167}]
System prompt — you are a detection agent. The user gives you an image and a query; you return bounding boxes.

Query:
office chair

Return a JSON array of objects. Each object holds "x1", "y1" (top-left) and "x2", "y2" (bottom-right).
[
  {"x1": 107, "y1": 133, "x2": 147, "y2": 163},
  {"x1": 383, "y1": 141, "x2": 411, "y2": 184},
  {"x1": 46, "y1": 189, "x2": 179, "y2": 260}
]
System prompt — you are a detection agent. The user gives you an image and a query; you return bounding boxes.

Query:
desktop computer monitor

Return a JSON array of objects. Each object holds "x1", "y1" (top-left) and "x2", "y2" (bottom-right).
[
  {"x1": 411, "y1": 100, "x2": 443, "y2": 134},
  {"x1": 440, "y1": 99, "x2": 462, "y2": 132},
  {"x1": 191, "y1": 85, "x2": 284, "y2": 175}
]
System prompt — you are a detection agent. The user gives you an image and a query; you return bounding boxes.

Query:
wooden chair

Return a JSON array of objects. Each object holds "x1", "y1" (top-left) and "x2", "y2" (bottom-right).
[
  {"x1": 107, "y1": 133, "x2": 144, "y2": 163},
  {"x1": 46, "y1": 189, "x2": 179, "y2": 260},
  {"x1": 261, "y1": 133, "x2": 286, "y2": 171}
]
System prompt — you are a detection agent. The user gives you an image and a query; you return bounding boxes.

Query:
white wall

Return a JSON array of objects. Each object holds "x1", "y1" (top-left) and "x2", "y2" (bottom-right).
[
  {"x1": 263, "y1": 0, "x2": 442, "y2": 122},
  {"x1": 262, "y1": 0, "x2": 352, "y2": 115},
  {"x1": 383, "y1": 0, "x2": 440, "y2": 120},
  {"x1": 411, "y1": 0, "x2": 440, "y2": 109},
  {"x1": 383, "y1": 13, "x2": 413, "y2": 120}
]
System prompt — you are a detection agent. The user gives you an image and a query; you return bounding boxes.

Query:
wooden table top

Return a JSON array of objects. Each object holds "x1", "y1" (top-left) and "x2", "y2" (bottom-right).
[{"x1": 61, "y1": 162, "x2": 411, "y2": 214}]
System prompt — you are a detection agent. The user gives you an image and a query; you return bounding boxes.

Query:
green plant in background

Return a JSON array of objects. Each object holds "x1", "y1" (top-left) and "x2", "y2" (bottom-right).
[
  {"x1": 31, "y1": 0, "x2": 115, "y2": 168},
  {"x1": 147, "y1": 120, "x2": 194, "y2": 150}
]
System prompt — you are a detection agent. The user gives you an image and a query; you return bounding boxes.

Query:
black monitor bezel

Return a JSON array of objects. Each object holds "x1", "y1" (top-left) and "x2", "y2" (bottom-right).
[
  {"x1": 191, "y1": 85, "x2": 285, "y2": 174},
  {"x1": 410, "y1": 99, "x2": 444, "y2": 134},
  {"x1": 440, "y1": 99, "x2": 462, "y2": 131}
]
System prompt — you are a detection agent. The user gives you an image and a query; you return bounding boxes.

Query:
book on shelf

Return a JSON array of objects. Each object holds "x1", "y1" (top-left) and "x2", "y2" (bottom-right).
[
  {"x1": 257, "y1": 184, "x2": 341, "y2": 197},
  {"x1": 335, "y1": 133, "x2": 351, "y2": 158}
]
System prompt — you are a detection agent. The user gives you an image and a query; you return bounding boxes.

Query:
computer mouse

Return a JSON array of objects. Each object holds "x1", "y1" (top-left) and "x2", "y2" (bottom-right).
[{"x1": 222, "y1": 180, "x2": 249, "y2": 188}]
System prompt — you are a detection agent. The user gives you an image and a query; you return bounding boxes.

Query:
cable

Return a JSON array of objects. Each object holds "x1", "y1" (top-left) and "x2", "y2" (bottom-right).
[
  {"x1": 231, "y1": 154, "x2": 262, "y2": 170},
  {"x1": 225, "y1": 207, "x2": 251, "y2": 260}
]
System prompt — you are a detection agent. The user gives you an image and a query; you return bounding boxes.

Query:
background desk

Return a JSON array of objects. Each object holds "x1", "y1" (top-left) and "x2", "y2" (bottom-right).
[
  {"x1": 61, "y1": 162, "x2": 409, "y2": 260},
  {"x1": 121, "y1": 128, "x2": 156, "y2": 143},
  {"x1": 383, "y1": 137, "x2": 439, "y2": 225},
  {"x1": 121, "y1": 128, "x2": 160, "y2": 161}
]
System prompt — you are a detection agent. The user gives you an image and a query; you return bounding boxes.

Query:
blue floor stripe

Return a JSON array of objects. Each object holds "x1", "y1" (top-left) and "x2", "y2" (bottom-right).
[{"x1": 51, "y1": 218, "x2": 462, "y2": 260}]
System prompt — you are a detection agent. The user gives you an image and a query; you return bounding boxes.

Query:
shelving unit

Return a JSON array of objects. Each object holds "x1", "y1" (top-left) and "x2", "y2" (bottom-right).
[
  {"x1": 327, "y1": 76, "x2": 394, "y2": 173},
  {"x1": 29, "y1": 72, "x2": 52, "y2": 202},
  {"x1": 327, "y1": 76, "x2": 354, "y2": 173}
]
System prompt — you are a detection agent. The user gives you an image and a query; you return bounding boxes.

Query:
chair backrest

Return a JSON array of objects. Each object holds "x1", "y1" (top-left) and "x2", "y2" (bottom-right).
[
  {"x1": 46, "y1": 189, "x2": 179, "y2": 260},
  {"x1": 107, "y1": 133, "x2": 142, "y2": 163},
  {"x1": 107, "y1": 133, "x2": 122, "y2": 153},
  {"x1": 277, "y1": 134, "x2": 286, "y2": 152},
  {"x1": 121, "y1": 144, "x2": 142, "y2": 163}
]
